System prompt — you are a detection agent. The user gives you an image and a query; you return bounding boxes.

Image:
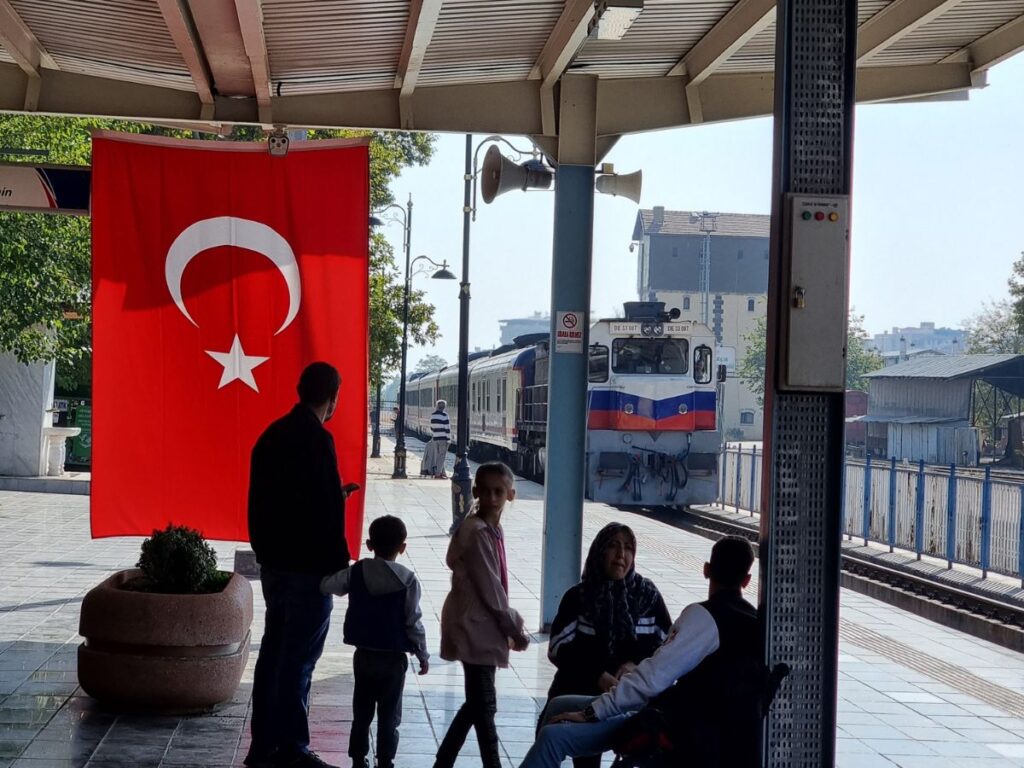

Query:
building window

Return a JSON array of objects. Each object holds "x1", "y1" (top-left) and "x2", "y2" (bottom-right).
[
  {"x1": 671, "y1": 246, "x2": 679, "y2": 258},
  {"x1": 740, "y1": 411, "x2": 755, "y2": 425},
  {"x1": 682, "y1": 296, "x2": 691, "y2": 310},
  {"x1": 747, "y1": 298, "x2": 755, "y2": 312},
  {"x1": 738, "y1": 249, "x2": 744, "y2": 259}
]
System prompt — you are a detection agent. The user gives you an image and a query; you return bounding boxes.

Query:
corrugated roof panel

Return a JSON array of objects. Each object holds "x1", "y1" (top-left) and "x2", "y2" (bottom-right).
[
  {"x1": 573, "y1": 0, "x2": 736, "y2": 79},
  {"x1": 718, "y1": 0, "x2": 895, "y2": 74},
  {"x1": 7, "y1": 0, "x2": 193, "y2": 91},
  {"x1": 263, "y1": 0, "x2": 406, "y2": 94},
  {"x1": 864, "y1": 354, "x2": 1021, "y2": 379},
  {"x1": 864, "y1": 0, "x2": 1024, "y2": 67},
  {"x1": 418, "y1": 0, "x2": 565, "y2": 86}
]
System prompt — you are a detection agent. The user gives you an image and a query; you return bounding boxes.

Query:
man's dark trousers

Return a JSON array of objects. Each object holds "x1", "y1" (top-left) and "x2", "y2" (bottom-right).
[
  {"x1": 247, "y1": 567, "x2": 333, "y2": 761},
  {"x1": 349, "y1": 648, "x2": 408, "y2": 765}
]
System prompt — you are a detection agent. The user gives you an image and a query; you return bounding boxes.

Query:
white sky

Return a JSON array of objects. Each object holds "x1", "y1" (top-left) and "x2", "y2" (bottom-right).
[{"x1": 387, "y1": 54, "x2": 1024, "y2": 372}]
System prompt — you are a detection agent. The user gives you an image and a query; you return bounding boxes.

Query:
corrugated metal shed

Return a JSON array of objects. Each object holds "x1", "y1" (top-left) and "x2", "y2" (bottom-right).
[{"x1": 864, "y1": 354, "x2": 1021, "y2": 379}]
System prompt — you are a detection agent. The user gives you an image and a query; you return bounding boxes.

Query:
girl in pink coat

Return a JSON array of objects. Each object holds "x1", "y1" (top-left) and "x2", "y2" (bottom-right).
[{"x1": 434, "y1": 462, "x2": 530, "y2": 768}]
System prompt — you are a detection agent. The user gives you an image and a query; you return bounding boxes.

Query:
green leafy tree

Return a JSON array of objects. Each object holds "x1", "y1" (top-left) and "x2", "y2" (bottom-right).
[
  {"x1": 0, "y1": 117, "x2": 438, "y2": 392},
  {"x1": 963, "y1": 298, "x2": 1024, "y2": 354},
  {"x1": 1008, "y1": 250, "x2": 1024, "y2": 338},
  {"x1": 737, "y1": 311, "x2": 883, "y2": 406},
  {"x1": 416, "y1": 354, "x2": 449, "y2": 373}
]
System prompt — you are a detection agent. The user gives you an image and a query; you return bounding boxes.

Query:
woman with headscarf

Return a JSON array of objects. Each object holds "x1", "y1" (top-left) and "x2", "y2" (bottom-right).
[{"x1": 542, "y1": 522, "x2": 672, "y2": 768}]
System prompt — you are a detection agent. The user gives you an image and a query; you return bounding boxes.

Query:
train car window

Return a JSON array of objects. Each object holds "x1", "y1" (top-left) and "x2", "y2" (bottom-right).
[
  {"x1": 485, "y1": 379, "x2": 491, "y2": 412},
  {"x1": 497, "y1": 377, "x2": 503, "y2": 412},
  {"x1": 589, "y1": 345, "x2": 609, "y2": 382},
  {"x1": 612, "y1": 339, "x2": 688, "y2": 374},
  {"x1": 693, "y1": 345, "x2": 713, "y2": 383}
]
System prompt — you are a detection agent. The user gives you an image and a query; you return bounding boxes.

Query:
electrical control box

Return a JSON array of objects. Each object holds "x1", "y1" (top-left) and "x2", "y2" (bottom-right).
[{"x1": 781, "y1": 194, "x2": 850, "y2": 391}]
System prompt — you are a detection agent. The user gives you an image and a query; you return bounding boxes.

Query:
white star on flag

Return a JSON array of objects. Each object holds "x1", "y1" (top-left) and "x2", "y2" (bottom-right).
[{"x1": 205, "y1": 334, "x2": 269, "y2": 392}]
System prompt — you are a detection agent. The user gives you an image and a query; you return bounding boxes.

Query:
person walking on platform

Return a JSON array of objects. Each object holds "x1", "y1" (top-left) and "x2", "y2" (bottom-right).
[
  {"x1": 519, "y1": 536, "x2": 760, "y2": 768},
  {"x1": 421, "y1": 399, "x2": 450, "y2": 478},
  {"x1": 245, "y1": 362, "x2": 356, "y2": 768},
  {"x1": 321, "y1": 515, "x2": 429, "y2": 768},
  {"x1": 434, "y1": 462, "x2": 530, "y2": 768}
]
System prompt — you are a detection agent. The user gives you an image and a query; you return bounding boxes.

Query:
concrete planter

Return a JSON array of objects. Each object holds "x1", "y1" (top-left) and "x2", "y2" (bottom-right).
[{"x1": 78, "y1": 568, "x2": 253, "y2": 713}]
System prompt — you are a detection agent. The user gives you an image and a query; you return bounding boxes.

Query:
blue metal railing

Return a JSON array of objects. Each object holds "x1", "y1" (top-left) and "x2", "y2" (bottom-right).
[{"x1": 718, "y1": 445, "x2": 1024, "y2": 585}]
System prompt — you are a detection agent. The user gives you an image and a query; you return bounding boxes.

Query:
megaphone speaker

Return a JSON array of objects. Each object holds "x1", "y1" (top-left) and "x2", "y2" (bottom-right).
[
  {"x1": 595, "y1": 170, "x2": 643, "y2": 203},
  {"x1": 481, "y1": 145, "x2": 553, "y2": 203}
]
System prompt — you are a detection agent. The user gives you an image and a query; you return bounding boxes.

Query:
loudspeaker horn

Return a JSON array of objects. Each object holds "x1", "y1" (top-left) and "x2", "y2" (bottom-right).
[
  {"x1": 481, "y1": 144, "x2": 554, "y2": 203},
  {"x1": 595, "y1": 170, "x2": 642, "y2": 203}
]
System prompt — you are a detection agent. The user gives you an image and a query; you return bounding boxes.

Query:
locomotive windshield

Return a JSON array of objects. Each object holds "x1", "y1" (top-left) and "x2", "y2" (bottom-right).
[{"x1": 611, "y1": 338, "x2": 689, "y2": 374}]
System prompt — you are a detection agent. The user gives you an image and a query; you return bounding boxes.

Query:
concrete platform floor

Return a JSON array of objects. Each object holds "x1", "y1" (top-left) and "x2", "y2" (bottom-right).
[{"x1": 1, "y1": 437, "x2": 1024, "y2": 768}]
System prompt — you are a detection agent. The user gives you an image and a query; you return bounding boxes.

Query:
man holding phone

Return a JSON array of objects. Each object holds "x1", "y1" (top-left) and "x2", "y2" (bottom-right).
[{"x1": 246, "y1": 362, "x2": 355, "y2": 768}]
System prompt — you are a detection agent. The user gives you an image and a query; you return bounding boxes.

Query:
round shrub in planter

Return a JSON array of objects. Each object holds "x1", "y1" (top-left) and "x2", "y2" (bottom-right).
[{"x1": 78, "y1": 524, "x2": 253, "y2": 713}]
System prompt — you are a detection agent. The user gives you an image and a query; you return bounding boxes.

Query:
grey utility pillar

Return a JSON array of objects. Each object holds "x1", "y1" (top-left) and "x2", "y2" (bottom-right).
[
  {"x1": 760, "y1": 1, "x2": 856, "y2": 766},
  {"x1": 540, "y1": 74, "x2": 597, "y2": 628}
]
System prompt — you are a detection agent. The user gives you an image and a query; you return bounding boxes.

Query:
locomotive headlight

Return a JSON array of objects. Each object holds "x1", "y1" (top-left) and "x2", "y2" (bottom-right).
[
  {"x1": 624, "y1": 403, "x2": 635, "y2": 414},
  {"x1": 653, "y1": 323, "x2": 665, "y2": 336},
  {"x1": 678, "y1": 404, "x2": 688, "y2": 415},
  {"x1": 622, "y1": 434, "x2": 632, "y2": 444}
]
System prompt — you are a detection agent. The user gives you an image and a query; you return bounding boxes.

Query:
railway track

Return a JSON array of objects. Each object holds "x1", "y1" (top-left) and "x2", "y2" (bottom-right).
[{"x1": 640, "y1": 505, "x2": 1024, "y2": 652}]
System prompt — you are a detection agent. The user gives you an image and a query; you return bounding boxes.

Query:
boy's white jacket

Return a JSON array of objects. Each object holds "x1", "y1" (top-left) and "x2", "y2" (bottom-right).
[{"x1": 321, "y1": 558, "x2": 430, "y2": 665}]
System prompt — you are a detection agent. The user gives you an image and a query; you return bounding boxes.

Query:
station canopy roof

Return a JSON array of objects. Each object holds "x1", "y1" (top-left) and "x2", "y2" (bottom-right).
[
  {"x1": 865, "y1": 354, "x2": 1024, "y2": 397},
  {"x1": 0, "y1": 1, "x2": 1022, "y2": 141}
]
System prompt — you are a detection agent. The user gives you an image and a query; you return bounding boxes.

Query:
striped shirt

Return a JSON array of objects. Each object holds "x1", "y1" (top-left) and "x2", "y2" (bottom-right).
[{"x1": 430, "y1": 410, "x2": 451, "y2": 440}]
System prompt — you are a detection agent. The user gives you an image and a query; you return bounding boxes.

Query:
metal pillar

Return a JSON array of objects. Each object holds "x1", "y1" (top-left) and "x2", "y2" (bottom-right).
[
  {"x1": 393, "y1": 197, "x2": 413, "y2": 480},
  {"x1": 450, "y1": 134, "x2": 474, "y2": 533},
  {"x1": 540, "y1": 75, "x2": 597, "y2": 628},
  {"x1": 760, "y1": 1, "x2": 856, "y2": 766},
  {"x1": 370, "y1": 379, "x2": 382, "y2": 458}
]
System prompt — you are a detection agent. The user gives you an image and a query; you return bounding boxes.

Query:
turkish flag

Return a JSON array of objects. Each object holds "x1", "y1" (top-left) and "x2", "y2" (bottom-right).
[{"x1": 91, "y1": 132, "x2": 368, "y2": 554}]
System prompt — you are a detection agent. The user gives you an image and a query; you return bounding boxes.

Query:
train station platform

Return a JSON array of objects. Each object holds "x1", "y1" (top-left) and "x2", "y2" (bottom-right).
[{"x1": 1, "y1": 437, "x2": 1024, "y2": 768}]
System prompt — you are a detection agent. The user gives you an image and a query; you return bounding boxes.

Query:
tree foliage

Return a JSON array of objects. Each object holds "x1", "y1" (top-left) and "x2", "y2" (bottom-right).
[
  {"x1": 1008, "y1": 250, "x2": 1024, "y2": 339},
  {"x1": 416, "y1": 354, "x2": 449, "y2": 373},
  {"x1": 737, "y1": 312, "x2": 883, "y2": 406},
  {"x1": 0, "y1": 117, "x2": 438, "y2": 392},
  {"x1": 963, "y1": 298, "x2": 1024, "y2": 354}
]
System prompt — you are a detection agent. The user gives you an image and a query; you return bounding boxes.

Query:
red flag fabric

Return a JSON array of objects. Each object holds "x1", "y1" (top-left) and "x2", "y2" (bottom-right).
[{"x1": 91, "y1": 132, "x2": 368, "y2": 555}]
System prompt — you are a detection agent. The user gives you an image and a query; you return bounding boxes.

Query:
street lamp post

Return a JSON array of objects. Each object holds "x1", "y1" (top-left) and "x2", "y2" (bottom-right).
[
  {"x1": 373, "y1": 198, "x2": 413, "y2": 478},
  {"x1": 451, "y1": 135, "x2": 474, "y2": 532}
]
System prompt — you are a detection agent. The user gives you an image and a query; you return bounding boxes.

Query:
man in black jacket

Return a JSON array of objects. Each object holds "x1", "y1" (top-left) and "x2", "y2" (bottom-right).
[{"x1": 245, "y1": 362, "x2": 354, "y2": 768}]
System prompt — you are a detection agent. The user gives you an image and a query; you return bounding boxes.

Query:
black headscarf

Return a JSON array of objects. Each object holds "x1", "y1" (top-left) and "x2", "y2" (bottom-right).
[{"x1": 580, "y1": 522, "x2": 661, "y2": 656}]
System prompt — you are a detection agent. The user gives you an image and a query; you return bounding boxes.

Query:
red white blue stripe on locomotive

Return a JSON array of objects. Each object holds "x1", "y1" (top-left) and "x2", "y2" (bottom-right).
[{"x1": 587, "y1": 389, "x2": 716, "y2": 431}]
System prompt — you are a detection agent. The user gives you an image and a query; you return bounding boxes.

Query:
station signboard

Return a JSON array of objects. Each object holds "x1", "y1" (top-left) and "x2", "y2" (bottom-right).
[{"x1": 0, "y1": 162, "x2": 91, "y2": 215}]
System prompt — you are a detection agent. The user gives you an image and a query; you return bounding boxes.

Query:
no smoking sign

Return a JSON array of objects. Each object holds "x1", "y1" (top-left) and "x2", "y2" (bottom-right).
[{"x1": 555, "y1": 311, "x2": 584, "y2": 353}]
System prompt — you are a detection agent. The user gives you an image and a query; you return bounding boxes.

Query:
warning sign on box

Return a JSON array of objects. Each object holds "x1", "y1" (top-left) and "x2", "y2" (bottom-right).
[{"x1": 555, "y1": 311, "x2": 584, "y2": 353}]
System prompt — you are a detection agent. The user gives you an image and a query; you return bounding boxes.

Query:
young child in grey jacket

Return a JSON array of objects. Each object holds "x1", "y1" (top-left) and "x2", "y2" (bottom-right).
[{"x1": 321, "y1": 515, "x2": 429, "y2": 768}]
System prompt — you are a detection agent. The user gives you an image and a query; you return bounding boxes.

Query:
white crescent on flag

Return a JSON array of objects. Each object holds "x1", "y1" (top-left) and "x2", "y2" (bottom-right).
[{"x1": 164, "y1": 216, "x2": 302, "y2": 336}]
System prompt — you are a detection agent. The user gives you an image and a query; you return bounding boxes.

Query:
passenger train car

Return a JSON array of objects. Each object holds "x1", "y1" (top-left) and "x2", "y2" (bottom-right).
[{"x1": 404, "y1": 302, "x2": 722, "y2": 506}]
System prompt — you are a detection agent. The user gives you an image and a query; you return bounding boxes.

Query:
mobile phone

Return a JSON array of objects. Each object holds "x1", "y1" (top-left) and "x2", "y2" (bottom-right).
[{"x1": 342, "y1": 482, "x2": 361, "y2": 495}]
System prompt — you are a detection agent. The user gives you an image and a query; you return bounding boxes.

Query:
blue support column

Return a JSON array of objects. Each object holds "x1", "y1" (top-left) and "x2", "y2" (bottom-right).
[
  {"x1": 540, "y1": 162, "x2": 594, "y2": 627},
  {"x1": 1019, "y1": 486, "x2": 1024, "y2": 588},
  {"x1": 862, "y1": 455, "x2": 872, "y2": 545},
  {"x1": 946, "y1": 464, "x2": 958, "y2": 568},
  {"x1": 981, "y1": 466, "x2": 992, "y2": 577},
  {"x1": 888, "y1": 457, "x2": 897, "y2": 551},
  {"x1": 915, "y1": 460, "x2": 925, "y2": 560},
  {"x1": 735, "y1": 445, "x2": 744, "y2": 513}
]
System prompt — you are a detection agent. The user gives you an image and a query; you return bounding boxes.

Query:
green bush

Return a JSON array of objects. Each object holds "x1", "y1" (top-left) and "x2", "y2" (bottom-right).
[{"x1": 135, "y1": 524, "x2": 224, "y2": 594}]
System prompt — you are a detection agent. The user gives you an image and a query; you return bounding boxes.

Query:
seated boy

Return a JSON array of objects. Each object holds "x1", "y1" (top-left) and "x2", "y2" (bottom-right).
[{"x1": 321, "y1": 515, "x2": 429, "y2": 768}]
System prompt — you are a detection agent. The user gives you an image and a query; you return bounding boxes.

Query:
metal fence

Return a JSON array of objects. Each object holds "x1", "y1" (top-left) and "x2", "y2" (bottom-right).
[
  {"x1": 718, "y1": 445, "x2": 1024, "y2": 584},
  {"x1": 368, "y1": 400, "x2": 399, "y2": 436}
]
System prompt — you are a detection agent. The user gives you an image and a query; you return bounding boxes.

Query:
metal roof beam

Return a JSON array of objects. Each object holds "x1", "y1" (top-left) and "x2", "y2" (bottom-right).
[
  {"x1": 396, "y1": 0, "x2": 444, "y2": 128},
  {"x1": 232, "y1": 0, "x2": 272, "y2": 125},
  {"x1": 666, "y1": 0, "x2": 775, "y2": 123},
  {"x1": 532, "y1": 0, "x2": 595, "y2": 135},
  {"x1": 940, "y1": 12, "x2": 1024, "y2": 73},
  {"x1": 858, "y1": 0, "x2": 966, "y2": 63},
  {"x1": 0, "y1": 61, "x2": 978, "y2": 138},
  {"x1": 668, "y1": 0, "x2": 775, "y2": 80},
  {"x1": 0, "y1": 0, "x2": 57, "y2": 110},
  {"x1": 156, "y1": 0, "x2": 215, "y2": 119}
]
